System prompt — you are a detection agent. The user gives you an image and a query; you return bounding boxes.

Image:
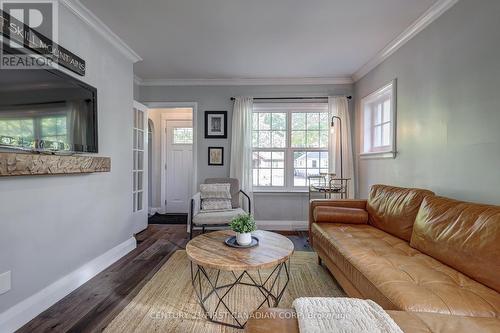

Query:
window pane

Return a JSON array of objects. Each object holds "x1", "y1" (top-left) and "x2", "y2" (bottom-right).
[
  {"x1": 272, "y1": 169, "x2": 284, "y2": 186},
  {"x1": 252, "y1": 131, "x2": 259, "y2": 147},
  {"x1": 137, "y1": 171, "x2": 143, "y2": 191},
  {"x1": 320, "y1": 152, "x2": 329, "y2": 169},
  {"x1": 138, "y1": 130, "x2": 144, "y2": 149},
  {"x1": 252, "y1": 113, "x2": 259, "y2": 130},
  {"x1": 255, "y1": 151, "x2": 271, "y2": 168},
  {"x1": 383, "y1": 99, "x2": 391, "y2": 122},
  {"x1": 271, "y1": 151, "x2": 284, "y2": 168},
  {"x1": 320, "y1": 113, "x2": 329, "y2": 130},
  {"x1": 374, "y1": 125, "x2": 382, "y2": 147},
  {"x1": 137, "y1": 192, "x2": 143, "y2": 211},
  {"x1": 173, "y1": 128, "x2": 193, "y2": 144},
  {"x1": 138, "y1": 151, "x2": 144, "y2": 170},
  {"x1": 258, "y1": 131, "x2": 271, "y2": 147},
  {"x1": 294, "y1": 152, "x2": 307, "y2": 168},
  {"x1": 291, "y1": 130, "x2": 306, "y2": 147},
  {"x1": 292, "y1": 113, "x2": 306, "y2": 130},
  {"x1": 307, "y1": 168, "x2": 320, "y2": 177},
  {"x1": 319, "y1": 130, "x2": 328, "y2": 148},
  {"x1": 258, "y1": 169, "x2": 271, "y2": 186},
  {"x1": 294, "y1": 169, "x2": 307, "y2": 186},
  {"x1": 259, "y1": 113, "x2": 271, "y2": 130},
  {"x1": 271, "y1": 113, "x2": 286, "y2": 130},
  {"x1": 382, "y1": 123, "x2": 391, "y2": 146},
  {"x1": 306, "y1": 131, "x2": 320, "y2": 148},
  {"x1": 272, "y1": 130, "x2": 286, "y2": 148},
  {"x1": 307, "y1": 113, "x2": 320, "y2": 130},
  {"x1": 374, "y1": 104, "x2": 382, "y2": 125}
]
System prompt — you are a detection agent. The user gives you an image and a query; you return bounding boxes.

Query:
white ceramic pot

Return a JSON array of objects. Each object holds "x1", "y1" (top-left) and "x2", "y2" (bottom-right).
[{"x1": 236, "y1": 232, "x2": 252, "y2": 246}]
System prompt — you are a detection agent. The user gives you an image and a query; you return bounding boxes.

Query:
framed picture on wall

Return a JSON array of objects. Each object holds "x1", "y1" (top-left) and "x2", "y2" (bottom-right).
[
  {"x1": 208, "y1": 147, "x2": 224, "y2": 165},
  {"x1": 205, "y1": 111, "x2": 227, "y2": 138}
]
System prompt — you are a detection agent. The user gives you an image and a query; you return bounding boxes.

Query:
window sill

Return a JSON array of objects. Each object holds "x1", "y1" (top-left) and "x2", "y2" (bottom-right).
[
  {"x1": 253, "y1": 189, "x2": 309, "y2": 195},
  {"x1": 360, "y1": 151, "x2": 397, "y2": 159}
]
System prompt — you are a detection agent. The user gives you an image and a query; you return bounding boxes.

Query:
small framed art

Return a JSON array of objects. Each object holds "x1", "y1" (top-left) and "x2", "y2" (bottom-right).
[{"x1": 208, "y1": 147, "x2": 224, "y2": 166}]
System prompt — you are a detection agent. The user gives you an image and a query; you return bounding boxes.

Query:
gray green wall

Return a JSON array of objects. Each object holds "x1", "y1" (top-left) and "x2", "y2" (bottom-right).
[{"x1": 354, "y1": 0, "x2": 500, "y2": 204}]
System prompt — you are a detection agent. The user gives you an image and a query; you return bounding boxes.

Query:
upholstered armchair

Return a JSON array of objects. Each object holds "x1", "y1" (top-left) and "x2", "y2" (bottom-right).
[{"x1": 189, "y1": 178, "x2": 251, "y2": 238}]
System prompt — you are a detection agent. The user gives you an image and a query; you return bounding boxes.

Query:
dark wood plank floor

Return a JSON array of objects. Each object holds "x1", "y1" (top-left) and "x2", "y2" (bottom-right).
[{"x1": 17, "y1": 225, "x2": 311, "y2": 333}]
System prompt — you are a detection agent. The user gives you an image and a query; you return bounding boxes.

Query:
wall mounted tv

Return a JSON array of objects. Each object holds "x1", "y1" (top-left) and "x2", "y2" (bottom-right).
[{"x1": 0, "y1": 68, "x2": 98, "y2": 153}]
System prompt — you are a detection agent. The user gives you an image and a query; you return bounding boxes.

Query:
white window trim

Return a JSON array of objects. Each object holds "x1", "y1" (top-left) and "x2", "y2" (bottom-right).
[
  {"x1": 360, "y1": 79, "x2": 397, "y2": 159},
  {"x1": 252, "y1": 103, "x2": 329, "y2": 192}
]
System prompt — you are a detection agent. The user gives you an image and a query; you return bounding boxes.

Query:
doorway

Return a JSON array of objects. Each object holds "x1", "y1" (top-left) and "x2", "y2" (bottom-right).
[{"x1": 146, "y1": 104, "x2": 197, "y2": 219}]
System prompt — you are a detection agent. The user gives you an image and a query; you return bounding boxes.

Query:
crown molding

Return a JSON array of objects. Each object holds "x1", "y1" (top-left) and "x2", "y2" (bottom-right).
[
  {"x1": 352, "y1": 0, "x2": 459, "y2": 82},
  {"x1": 59, "y1": 0, "x2": 142, "y2": 63},
  {"x1": 137, "y1": 76, "x2": 353, "y2": 86}
]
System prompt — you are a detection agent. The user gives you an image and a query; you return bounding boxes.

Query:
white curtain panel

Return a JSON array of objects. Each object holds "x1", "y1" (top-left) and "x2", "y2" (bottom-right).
[
  {"x1": 328, "y1": 96, "x2": 355, "y2": 198},
  {"x1": 229, "y1": 97, "x2": 254, "y2": 211}
]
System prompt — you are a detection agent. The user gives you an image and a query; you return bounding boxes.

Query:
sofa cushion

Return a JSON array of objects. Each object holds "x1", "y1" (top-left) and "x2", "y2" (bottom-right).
[
  {"x1": 367, "y1": 185, "x2": 434, "y2": 241},
  {"x1": 192, "y1": 208, "x2": 246, "y2": 225},
  {"x1": 411, "y1": 196, "x2": 500, "y2": 293},
  {"x1": 312, "y1": 223, "x2": 500, "y2": 317},
  {"x1": 313, "y1": 206, "x2": 368, "y2": 224}
]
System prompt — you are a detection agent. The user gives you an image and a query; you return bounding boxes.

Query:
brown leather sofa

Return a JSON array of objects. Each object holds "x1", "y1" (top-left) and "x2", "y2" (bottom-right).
[{"x1": 246, "y1": 184, "x2": 500, "y2": 332}]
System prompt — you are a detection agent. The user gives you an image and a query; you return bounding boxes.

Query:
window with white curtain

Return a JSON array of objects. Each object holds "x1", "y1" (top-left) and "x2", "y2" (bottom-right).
[
  {"x1": 252, "y1": 103, "x2": 329, "y2": 191},
  {"x1": 360, "y1": 80, "x2": 397, "y2": 158}
]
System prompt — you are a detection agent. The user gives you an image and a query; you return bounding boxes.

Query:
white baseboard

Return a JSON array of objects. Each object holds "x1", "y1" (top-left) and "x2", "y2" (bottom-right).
[
  {"x1": 256, "y1": 220, "x2": 308, "y2": 231},
  {"x1": 0, "y1": 237, "x2": 137, "y2": 333}
]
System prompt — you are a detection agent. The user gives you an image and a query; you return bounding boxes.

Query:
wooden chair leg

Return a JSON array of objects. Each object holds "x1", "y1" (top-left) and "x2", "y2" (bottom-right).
[
  {"x1": 202, "y1": 225, "x2": 205, "y2": 234},
  {"x1": 317, "y1": 255, "x2": 322, "y2": 265}
]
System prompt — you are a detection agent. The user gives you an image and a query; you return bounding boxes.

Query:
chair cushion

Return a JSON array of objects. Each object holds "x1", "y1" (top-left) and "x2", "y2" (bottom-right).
[
  {"x1": 411, "y1": 196, "x2": 500, "y2": 293},
  {"x1": 204, "y1": 178, "x2": 240, "y2": 208},
  {"x1": 199, "y1": 183, "x2": 231, "y2": 199},
  {"x1": 312, "y1": 223, "x2": 500, "y2": 317},
  {"x1": 367, "y1": 184, "x2": 434, "y2": 241},
  {"x1": 193, "y1": 208, "x2": 246, "y2": 225}
]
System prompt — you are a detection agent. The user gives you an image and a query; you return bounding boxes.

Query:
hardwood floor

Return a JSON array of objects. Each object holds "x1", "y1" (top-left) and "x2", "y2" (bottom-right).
[{"x1": 18, "y1": 225, "x2": 311, "y2": 333}]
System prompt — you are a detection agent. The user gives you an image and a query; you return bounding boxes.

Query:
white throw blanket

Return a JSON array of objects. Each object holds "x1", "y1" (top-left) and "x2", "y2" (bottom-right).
[{"x1": 292, "y1": 298, "x2": 403, "y2": 333}]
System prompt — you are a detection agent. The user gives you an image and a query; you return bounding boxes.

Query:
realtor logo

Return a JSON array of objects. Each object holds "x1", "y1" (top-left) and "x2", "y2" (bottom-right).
[{"x1": 0, "y1": 0, "x2": 58, "y2": 69}]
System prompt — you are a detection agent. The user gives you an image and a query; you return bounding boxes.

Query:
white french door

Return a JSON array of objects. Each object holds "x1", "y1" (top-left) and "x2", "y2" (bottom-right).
[{"x1": 132, "y1": 101, "x2": 148, "y2": 233}]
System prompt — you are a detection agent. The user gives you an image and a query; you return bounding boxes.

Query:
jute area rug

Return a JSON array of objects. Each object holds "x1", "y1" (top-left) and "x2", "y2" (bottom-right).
[{"x1": 104, "y1": 250, "x2": 345, "y2": 333}]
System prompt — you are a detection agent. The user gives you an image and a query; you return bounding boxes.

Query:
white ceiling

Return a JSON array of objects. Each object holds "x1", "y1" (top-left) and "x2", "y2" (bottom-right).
[{"x1": 80, "y1": 0, "x2": 438, "y2": 81}]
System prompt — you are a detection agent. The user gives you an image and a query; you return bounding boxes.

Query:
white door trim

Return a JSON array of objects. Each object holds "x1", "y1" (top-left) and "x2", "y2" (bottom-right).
[{"x1": 144, "y1": 102, "x2": 198, "y2": 214}]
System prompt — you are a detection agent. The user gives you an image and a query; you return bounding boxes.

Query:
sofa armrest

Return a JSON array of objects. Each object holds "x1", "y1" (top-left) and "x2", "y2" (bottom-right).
[
  {"x1": 313, "y1": 206, "x2": 368, "y2": 224},
  {"x1": 309, "y1": 199, "x2": 367, "y2": 247}
]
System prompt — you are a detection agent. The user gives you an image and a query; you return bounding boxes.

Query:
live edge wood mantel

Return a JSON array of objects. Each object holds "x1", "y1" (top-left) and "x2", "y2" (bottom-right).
[{"x1": 0, "y1": 152, "x2": 111, "y2": 177}]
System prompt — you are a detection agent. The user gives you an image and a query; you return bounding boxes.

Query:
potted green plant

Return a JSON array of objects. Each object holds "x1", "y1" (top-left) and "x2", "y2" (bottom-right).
[{"x1": 229, "y1": 214, "x2": 256, "y2": 246}]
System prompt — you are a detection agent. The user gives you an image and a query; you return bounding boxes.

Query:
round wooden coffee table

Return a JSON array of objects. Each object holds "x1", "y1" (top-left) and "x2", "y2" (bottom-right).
[{"x1": 186, "y1": 230, "x2": 294, "y2": 329}]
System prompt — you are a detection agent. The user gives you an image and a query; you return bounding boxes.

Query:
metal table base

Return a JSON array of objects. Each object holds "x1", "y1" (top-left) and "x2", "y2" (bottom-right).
[{"x1": 190, "y1": 260, "x2": 290, "y2": 329}]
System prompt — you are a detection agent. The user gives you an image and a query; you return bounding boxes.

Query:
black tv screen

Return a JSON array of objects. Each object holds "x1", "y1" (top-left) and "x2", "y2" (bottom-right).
[{"x1": 0, "y1": 68, "x2": 98, "y2": 153}]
